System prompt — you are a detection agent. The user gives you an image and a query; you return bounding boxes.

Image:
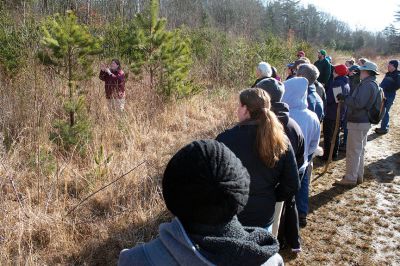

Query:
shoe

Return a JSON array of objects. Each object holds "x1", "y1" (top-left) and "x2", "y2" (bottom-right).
[
  {"x1": 334, "y1": 177, "x2": 357, "y2": 186},
  {"x1": 375, "y1": 128, "x2": 388, "y2": 134},
  {"x1": 357, "y1": 176, "x2": 363, "y2": 184},
  {"x1": 299, "y1": 215, "x2": 307, "y2": 228}
]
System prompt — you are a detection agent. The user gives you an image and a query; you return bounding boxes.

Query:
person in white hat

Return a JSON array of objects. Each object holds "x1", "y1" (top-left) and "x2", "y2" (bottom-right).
[{"x1": 335, "y1": 61, "x2": 380, "y2": 186}]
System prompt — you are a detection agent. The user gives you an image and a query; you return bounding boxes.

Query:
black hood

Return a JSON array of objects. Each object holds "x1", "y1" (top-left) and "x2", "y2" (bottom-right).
[{"x1": 271, "y1": 102, "x2": 290, "y2": 126}]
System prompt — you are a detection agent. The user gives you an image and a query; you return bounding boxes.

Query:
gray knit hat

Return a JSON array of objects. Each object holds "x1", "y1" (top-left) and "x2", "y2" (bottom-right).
[
  {"x1": 296, "y1": 63, "x2": 320, "y2": 85},
  {"x1": 255, "y1": 78, "x2": 285, "y2": 103}
]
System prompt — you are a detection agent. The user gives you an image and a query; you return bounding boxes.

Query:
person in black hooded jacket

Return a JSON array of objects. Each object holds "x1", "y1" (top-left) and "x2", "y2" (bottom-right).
[
  {"x1": 256, "y1": 78, "x2": 305, "y2": 252},
  {"x1": 216, "y1": 88, "x2": 300, "y2": 230},
  {"x1": 256, "y1": 78, "x2": 305, "y2": 168}
]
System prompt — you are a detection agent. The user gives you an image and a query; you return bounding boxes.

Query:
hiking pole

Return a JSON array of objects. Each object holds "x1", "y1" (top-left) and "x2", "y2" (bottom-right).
[{"x1": 323, "y1": 101, "x2": 342, "y2": 174}]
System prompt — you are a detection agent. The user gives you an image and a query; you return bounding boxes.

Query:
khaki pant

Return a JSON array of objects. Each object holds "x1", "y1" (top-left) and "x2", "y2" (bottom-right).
[
  {"x1": 345, "y1": 122, "x2": 371, "y2": 182},
  {"x1": 108, "y1": 98, "x2": 125, "y2": 112}
]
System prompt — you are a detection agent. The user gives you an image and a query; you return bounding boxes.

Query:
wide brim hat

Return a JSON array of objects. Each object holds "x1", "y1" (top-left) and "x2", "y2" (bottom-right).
[{"x1": 359, "y1": 61, "x2": 380, "y2": 75}]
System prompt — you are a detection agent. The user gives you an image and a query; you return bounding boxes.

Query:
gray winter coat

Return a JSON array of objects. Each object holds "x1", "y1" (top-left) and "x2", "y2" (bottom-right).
[
  {"x1": 345, "y1": 75, "x2": 377, "y2": 123},
  {"x1": 118, "y1": 217, "x2": 284, "y2": 266}
]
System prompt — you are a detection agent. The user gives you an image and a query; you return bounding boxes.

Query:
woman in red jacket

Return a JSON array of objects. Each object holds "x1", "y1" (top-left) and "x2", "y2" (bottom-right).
[{"x1": 99, "y1": 59, "x2": 126, "y2": 111}]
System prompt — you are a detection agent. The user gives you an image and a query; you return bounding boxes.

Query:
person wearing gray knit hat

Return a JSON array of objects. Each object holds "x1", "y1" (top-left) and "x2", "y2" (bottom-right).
[
  {"x1": 297, "y1": 64, "x2": 324, "y2": 121},
  {"x1": 255, "y1": 78, "x2": 285, "y2": 103},
  {"x1": 297, "y1": 63, "x2": 320, "y2": 85},
  {"x1": 118, "y1": 140, "x2": 284, "y2": 266},
  {"x1": 296, "y1": 63, "x2": 326, "y2": 106}
]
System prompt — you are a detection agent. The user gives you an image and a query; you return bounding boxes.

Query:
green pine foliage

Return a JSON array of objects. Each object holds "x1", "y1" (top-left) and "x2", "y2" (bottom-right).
[
  {"x1": 0, "y1": 12, "x2": 28, "y2": 76},
  {"x1": 120, "y1": 0, "x2": 192, "y2": 98},
  {"x1": 38, "y1": 11, "x2": 102, "y2": 153}
]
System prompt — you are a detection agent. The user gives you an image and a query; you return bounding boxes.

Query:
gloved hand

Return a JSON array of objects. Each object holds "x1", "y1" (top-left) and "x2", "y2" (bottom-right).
[{"x1": 336, "y1": 93, "x2": 346, "y2": 102}]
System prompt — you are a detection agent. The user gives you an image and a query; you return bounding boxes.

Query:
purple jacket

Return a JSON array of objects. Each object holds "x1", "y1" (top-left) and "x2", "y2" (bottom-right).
[
  {"x1": 99, "y1": 69, "x2": 126, "y2": 99},
  {"x1": 325, "y1": 76, "x2": 350, "y2": 121}
]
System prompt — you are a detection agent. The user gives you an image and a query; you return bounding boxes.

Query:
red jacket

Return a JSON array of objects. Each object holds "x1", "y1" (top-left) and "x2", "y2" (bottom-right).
[{"x1": 99, "y1": 69, "x2": 125, "y2": 99}]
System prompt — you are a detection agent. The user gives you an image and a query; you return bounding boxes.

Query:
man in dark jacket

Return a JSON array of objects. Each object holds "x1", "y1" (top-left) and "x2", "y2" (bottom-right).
[
  {"x1": 256, "y1": 78, "x2": 305, "y2": 252},
  {"x1": 375, "y1": 59, "x2": 400, "y2": 134},
  {"x1": 314, "y1": 49, "x2": 331, "y2": 86}
]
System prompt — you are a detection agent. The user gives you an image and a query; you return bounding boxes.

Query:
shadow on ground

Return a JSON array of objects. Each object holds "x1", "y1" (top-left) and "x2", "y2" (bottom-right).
[{"x1": 366, "y1": 151, "x2": 400, "y2": 183}]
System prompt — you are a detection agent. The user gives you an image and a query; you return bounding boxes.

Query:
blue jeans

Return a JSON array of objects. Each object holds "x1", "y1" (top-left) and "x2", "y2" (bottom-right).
[
  {"x1": 380, "y1": 93, "x2": 396, "y2": 130},
  {"x1": 295, "y1": 169, "x2": 309, "y2": 217}
]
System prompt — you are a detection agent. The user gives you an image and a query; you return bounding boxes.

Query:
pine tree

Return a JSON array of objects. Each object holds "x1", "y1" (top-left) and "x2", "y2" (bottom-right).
[
  {"x1": 0, "y1": 11, "x2": 27, "y2": 76},
  {"x1": 121, "y1": 0, "x2": 192, "y2": 97},
  {"x1": 38, "y1": 11, "x2": 102, "y2": 151}
]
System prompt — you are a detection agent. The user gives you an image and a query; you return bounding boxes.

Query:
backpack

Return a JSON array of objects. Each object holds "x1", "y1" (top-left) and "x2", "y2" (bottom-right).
[{"x1": 368, "y1": 81, "x2": 386, "y2": 124}]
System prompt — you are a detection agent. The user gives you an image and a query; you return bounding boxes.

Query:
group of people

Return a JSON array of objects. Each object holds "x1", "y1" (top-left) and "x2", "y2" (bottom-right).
[{"x1": 108, "y1": 50, "x2": 398, "y2": 265}]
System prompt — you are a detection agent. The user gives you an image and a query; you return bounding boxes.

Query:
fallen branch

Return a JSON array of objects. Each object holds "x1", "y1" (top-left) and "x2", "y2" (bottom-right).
[{"x1": 65, "y1": 160, "x2": 147, "y2": 217}]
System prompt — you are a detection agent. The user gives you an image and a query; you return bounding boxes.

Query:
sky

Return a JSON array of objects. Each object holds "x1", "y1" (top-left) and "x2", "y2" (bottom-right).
[{"x1": 300, "y1": 0, "x2": 399, "y2": 32}]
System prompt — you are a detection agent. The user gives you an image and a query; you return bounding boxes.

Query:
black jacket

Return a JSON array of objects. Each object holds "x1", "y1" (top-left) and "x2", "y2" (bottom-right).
[
  {"x1": 216, "y1": 121, "x2": 300, "y2": 228},
  {"x1": 314, "y1": 59, "x2": 331, "y2": 85},
  {"x1": 272, "y1": 102, "x2": 305, "y2": 169},
  {"x1": 380, "y1": 70, "x2": 400, "y2": 95}
]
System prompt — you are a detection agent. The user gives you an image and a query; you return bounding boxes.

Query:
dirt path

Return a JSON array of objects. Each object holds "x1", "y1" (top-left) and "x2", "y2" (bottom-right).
[{"x1": 282, "y1": 97, "x2": 400, "y2": 265}]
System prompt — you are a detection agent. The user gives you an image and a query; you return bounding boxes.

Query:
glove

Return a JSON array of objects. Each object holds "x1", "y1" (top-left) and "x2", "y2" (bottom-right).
[{"x1": 336, "y1": 93, "x2": 346, "y2": 102}]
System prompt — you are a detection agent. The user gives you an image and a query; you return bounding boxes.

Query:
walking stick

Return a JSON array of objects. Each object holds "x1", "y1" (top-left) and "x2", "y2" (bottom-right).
[{"x1": 323, "y1": 101, "x2": 342, "y2": 174}]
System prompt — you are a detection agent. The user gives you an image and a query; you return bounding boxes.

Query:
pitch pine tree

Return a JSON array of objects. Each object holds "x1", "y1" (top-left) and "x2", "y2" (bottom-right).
[
  {"x1": 38, "y1": 11, "x2": 102, "y2": 152},
  {"x1": 121, "y1": 0, "x2": 192, "y2": 97}
]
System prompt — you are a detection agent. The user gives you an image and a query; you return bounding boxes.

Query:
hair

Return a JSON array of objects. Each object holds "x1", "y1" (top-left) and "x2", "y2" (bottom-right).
[
  {"x1": 271, "y1": 66, "x2": 278, "y2": 78},
  {"x1": 239, "y1": 88, "x2": 288, "y2": 167},
  {"x1": 257, "y1": 62, "x2": 272, "y2": 77},
  {"x1": 294, "y1": 57, "x2": 311, "y2": 69},
  {"x1": 111, "y1": 58, "x2": 121, "y2": 70},
  {"x1": 358, "y1": 58, "x2": 368, "y2": 66}
]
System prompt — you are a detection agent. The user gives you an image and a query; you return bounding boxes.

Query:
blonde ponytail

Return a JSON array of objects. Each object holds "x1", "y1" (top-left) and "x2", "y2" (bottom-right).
[
  {"x1": 257, "y1": 108, "x2": 288, "y2": 167},
  {"x1": 239, "y1": 88, "x2": 288, "y2": 168}
]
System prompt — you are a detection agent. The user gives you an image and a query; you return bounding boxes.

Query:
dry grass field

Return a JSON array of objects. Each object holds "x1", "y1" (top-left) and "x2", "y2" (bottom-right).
[{"x1": 0, "y1": 56, "x2": 399, "y2": 265}]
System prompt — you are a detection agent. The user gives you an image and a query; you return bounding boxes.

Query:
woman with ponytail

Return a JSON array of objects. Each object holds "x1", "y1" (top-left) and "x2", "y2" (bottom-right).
[{"x1": 217, "y1": 88, "x2": 300, "y2": 229}]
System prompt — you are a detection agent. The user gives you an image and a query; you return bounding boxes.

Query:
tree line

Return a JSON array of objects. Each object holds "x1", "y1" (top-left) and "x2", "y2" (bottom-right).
[{"x1": 1, "y1": 0, "x2": 399, "y2": 55}]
